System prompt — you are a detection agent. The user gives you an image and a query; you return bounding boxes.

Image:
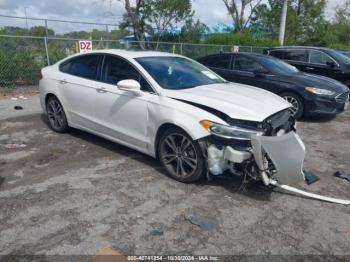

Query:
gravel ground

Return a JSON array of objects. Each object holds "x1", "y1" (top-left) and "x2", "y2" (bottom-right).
[{"x1": 0, "y1": 95, "x2": 349, "y2": 256}]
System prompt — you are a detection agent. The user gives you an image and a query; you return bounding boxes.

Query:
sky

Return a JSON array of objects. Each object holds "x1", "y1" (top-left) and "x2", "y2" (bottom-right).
[{"x1": 0, "y1": 0, "x2": 346, "y2": 33}]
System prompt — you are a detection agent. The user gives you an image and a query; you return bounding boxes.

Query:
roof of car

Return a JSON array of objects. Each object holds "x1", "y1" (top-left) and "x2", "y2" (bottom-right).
[
  {"x1": 199, "y1": 52, "x2": 269, "y2": 59},
  {"x1": 81, "y1": 49, "x2": 182, "y2": 59},
  {"x1": 266, "y1": 46, "x2": 332, "y2": 51}
]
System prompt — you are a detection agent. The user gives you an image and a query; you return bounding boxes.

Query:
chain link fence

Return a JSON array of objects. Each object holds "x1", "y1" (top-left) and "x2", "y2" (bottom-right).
[
  {"x1": 0, "y1": 35, "x2": 267, "y2": 88},
  {"x1": 0, "y1": 35, "x2": 47, "y2": 88},
  {"x1": 0, "y1": 15, "x2": 119, "y2": 36}
]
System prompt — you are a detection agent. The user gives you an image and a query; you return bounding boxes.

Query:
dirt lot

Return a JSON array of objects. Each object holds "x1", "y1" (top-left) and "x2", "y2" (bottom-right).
[
  {"x1": 0, "y1": 86, "x2": 39, "y2": 100},
  {"x1": 0, "y1": 95, "x2": 349, "y2": 256}
]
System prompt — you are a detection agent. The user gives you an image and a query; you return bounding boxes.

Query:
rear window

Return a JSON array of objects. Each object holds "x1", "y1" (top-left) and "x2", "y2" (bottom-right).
[
  {"x1": 234, "y1": 55, "x2": 265, "y2": 72},
  {"x1": 269, "y1": 50, "x2": 285, "y2": 59},
  {"x1": 200, "y1": 55, "x2": 231, "y2": 70},
  {"x1": 284, "y1": 50, "x2": 308, "y2": 62},
  {"x1": 59, "y1": 54, "x2": 101, "y2": 80}
]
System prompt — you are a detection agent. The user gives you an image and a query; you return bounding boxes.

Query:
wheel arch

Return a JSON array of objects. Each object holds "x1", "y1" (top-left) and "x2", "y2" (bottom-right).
[
  {"x1": 44, "y1": 92, "x2": 71, "y2": 123},
  {"x1": 155, "y1": 123, "x2": 185, "y2": 159},
  {"x1": 279, "y1": 90, "x2": 305, "y2": 118},
  {"x1": 45, "y1": 93, "x2": 58, "y2": 106},
  {"x1": 154, "y1": 122, "x2": 209, "y2": 159},
  {"x1": 279, "y1": 90, "x2": 305, "y2": 106}
]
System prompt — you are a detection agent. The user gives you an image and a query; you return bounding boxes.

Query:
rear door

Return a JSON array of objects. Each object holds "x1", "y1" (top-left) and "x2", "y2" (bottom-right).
[
  {"x1": 58, "y1": 54, "x2": 102, "y2": 130},
  {"x1": 283, "y1": 49, "x2": 309, "y2": 72}
]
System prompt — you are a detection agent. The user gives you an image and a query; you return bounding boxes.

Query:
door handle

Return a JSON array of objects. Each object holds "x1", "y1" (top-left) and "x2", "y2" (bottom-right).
[
  {"x1": 305, "y1": 67, "x2": 314, "y2": 70},
  {"x1": 97, "y1": 87, "x2": 107, "y2": 93},
  {"x1": 60, "y1": 79, "x2": 67, "y2": 84}
]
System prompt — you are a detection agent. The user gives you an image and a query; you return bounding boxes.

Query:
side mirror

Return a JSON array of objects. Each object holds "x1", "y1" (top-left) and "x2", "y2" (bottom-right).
[
  {"x1": 117, "y1": 79, "x2": 142, "y2": 95},
  {"x1": 326, "y1": 61, "x2": 336, "y2": 68}
]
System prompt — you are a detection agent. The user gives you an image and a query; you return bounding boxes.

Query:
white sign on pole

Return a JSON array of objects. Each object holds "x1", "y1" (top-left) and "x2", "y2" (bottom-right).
[
  {"x1": 79, "y1": 41, "x2": 93, "y2": 53},
  {"x1": 232, "y1": 45, "x2": 240, "y2": 53}
]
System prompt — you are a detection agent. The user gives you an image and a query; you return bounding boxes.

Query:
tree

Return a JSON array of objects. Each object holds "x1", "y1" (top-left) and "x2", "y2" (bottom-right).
[
  {"x1": 179, "y1": 19, "x2": 208, "y2": 43},
  {"x1": 331, "y1": 0, "x2": 350, "y2": 46},
  {"x1": 119, "y1": 0, "x2": 148, "y2": 49},
  {"x1": 251, "y1": 0, "x2": 327, "y2": 45},
  {"x1": 29, "y1": 26, "x2": 54, "y2": 37},
  {"x1": 145, "y1": 0, "x2": 193, "y2": 47},
  {"x1": 118, "y1": 0, "x2": 195, "y2": 48},
  {"x1": 222, "y1": 0, "x2": 263, "y2": 32}
]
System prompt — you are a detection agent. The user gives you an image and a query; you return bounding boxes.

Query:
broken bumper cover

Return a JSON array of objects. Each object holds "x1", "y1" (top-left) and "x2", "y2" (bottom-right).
[
  {"x1": 210, "y1": 131, "x2": 306, "y2": 185},
  {"x1": 251, "y1": 132, "x2": 305, "y2": 185},
  {"x1": 207, "y1": 132, "x2": 350, "y2": 205}
]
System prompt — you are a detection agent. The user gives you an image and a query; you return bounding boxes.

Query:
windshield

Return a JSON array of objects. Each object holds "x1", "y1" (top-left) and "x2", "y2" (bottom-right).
[
  {"x1": 136, "y1": 56, "x2": 225, "y2": 90},
  {"x1": 329, "y1": 50, "x2": 350, "y2": 65},
  {"x1": 259, "y1": 56, "x2": 299, "y2": 75}
]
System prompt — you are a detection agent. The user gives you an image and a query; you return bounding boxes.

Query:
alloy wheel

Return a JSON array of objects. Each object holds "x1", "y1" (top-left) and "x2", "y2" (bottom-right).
[
  {"x1": 283, "y1": 95, "x2": 299, "y2": 117},
  {"x1": 47, "y1": 99, "x2": 64, "y2": 130},
  {"x1": 160, "y1": 133, "x2": 198, "y2": 178}
]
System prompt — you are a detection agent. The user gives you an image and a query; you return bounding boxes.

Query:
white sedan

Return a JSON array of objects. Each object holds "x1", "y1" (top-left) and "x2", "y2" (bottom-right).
[{"x1": 39, "y1": 49, "x2": 306, "y2": 187}]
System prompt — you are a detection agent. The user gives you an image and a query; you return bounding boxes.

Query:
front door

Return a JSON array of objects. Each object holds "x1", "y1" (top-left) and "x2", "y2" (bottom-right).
[
  {"x1": 94, "y1": 55, "x2": 155, "y2": 152},
  {"x1": 308, "y1": 50, "x2": 344, "y2": 81}
]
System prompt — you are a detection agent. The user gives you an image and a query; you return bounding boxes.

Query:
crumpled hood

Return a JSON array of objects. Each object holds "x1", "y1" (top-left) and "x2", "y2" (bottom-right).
[{"x1": 162, "y1": 83, "x2": 291, "y2": 122}]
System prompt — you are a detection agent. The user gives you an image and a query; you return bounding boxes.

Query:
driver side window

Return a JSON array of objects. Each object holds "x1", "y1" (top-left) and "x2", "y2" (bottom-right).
[
  {"x1": 102, "y1": 56, "x2": 154, "y2": 93},
  {"x1": 309, "y1": 50, "x2": 334, "y2": 65}
]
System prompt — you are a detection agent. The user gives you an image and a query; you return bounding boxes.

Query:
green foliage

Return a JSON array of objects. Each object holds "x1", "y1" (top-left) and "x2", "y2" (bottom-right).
[
  {"x1": 251, "y1": 0, "x2": 327, "y2": 45},
  {"x1": 205, "y1": 31, "x2": 279, "y2": 47},
  {"x1": 145, "y1": 0, "x2": 194, "y2": 43},
  {"x1": 29, "y1": 26, "x2": 55, "y2": 37},
  {"x1": 179, "y1": 19, "x2": 208, "y2": 43},
  {"x1": 0, "y1": 37, "x2": 45, "y2": 88}
]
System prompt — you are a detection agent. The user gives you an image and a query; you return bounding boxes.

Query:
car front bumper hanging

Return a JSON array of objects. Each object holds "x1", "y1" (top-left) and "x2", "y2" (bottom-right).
[
  {"x1": 251, "y1": 132, "x2": 305, "y2": 186},
  {"x1": 208, "y1": 132, "x2": 350, "y2": 205}
]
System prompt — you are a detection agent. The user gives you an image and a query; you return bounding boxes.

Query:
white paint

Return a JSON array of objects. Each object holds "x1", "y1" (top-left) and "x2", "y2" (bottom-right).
[
  {"x1": 39, "y1": 49, "x2": 290, "y2": 157},
  {"x1": 278, "y1": 184, "x2": 350, "y2": 205}
]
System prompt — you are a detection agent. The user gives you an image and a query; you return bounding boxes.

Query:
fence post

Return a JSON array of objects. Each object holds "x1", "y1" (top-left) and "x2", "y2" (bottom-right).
[
  {"x1": 105, "y1": 24, "x2": 109, "y2": 49},
  {"x1": 44, "y1": 37, "x2": 50, "y2": 66},
  {"x1": 180, "y1": 43, "x2": 183, "y2": 55},
  {"x1": 250, "y1": 46, "x2": 253, "y2": 53}
]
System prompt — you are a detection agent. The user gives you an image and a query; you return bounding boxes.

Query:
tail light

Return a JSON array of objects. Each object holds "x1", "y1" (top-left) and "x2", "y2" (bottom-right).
[{"x1": 38, "y1": 72, "x2": 43, "y2": 80}]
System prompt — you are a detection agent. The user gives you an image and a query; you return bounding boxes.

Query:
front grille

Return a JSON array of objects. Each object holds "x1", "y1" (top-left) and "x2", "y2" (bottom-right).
[{"x1": 335, "y1": 92, "x2": 349, "y2": 103}]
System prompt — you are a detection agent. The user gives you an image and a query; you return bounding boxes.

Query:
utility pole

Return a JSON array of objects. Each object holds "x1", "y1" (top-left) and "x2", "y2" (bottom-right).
[
  {"x1": 24, "y1": 7, "x2": 29, "y2": 31},
  {"x1": 279, "y1": 0, "x2": 288, "y2": 46}
]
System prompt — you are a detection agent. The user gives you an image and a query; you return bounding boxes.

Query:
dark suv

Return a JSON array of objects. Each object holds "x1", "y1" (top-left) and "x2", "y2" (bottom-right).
[{"x1": 264, "y1": 47, "x2": 350, "y2": 88}]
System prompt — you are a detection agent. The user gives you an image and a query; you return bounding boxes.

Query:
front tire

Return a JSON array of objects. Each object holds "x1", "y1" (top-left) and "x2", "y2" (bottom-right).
[
  {"x1": 158, "y1": 127, "x2": 205, "y2": 183},
  {"x1": 280, "y1": 92, "x2": 304, "y2": 119},
  {"x1": 46, "y1": 96, "x2": 69, "y2": 133}
]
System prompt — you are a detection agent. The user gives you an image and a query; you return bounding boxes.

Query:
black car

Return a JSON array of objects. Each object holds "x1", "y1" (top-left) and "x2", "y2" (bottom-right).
[
  {"x1": 341, "y1": 51, "x2": 350, "y2": 58},
  {"x1": 198, "y1": 52, "x2": 349, "y2": 119},
  {"x1": 264, "y1": 47, "x2": 350, "y2": 88}
]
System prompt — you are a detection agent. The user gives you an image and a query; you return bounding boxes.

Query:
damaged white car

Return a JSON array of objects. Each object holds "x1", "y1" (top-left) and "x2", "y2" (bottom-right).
[{"x1": 39, "y1": 50, "x2": 349, "y2": 204}]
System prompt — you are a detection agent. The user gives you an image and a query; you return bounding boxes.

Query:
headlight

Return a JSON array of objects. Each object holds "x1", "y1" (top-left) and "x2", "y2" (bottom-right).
[
  {"x1": 200, "y1": 120, "x2": 263, "y2": 140},
  {"x1": 305, "y1": 86, "x2": 335, "y2": 96}
]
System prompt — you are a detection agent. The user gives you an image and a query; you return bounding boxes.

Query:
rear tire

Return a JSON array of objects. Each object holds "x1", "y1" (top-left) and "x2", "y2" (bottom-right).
[
  {"x1": 158, "y1": 127, "x2": 205, "y2": 183},
  {"x1": 280, "y1": 92, "x2": 304, "y2": 119},
  {"x1": 46, "y1": 96, "x2": 69, "y2": 133}
]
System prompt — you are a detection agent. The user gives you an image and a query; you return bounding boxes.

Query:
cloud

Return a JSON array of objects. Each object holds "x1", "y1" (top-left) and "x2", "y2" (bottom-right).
[
  {"x1": 192, "y1": 0, "x2": 231, "y2": 26},
  {"x1": 0, "y1": 0, "x2": 347, "y2": 33}
]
